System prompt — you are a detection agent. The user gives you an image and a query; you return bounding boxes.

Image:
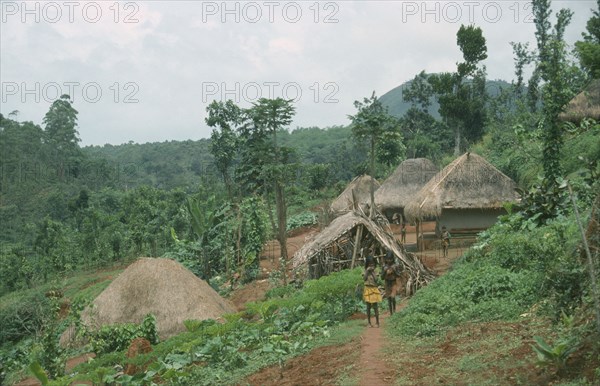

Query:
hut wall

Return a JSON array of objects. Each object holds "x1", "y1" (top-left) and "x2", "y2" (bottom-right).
[{"x1": 437, "y1": 208, "x2": 506, "y2": 234}]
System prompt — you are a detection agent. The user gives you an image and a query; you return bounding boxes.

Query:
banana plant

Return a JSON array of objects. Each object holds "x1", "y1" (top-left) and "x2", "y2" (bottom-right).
[
  {"x1": 531, "y1": 335, "x2": 578, "y2": 372},
  {"x1": 185, "y1": 195, "x2": 216, "y2": 281}
]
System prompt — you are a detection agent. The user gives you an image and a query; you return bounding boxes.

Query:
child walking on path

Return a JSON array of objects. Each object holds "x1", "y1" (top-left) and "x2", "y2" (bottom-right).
[
  {"x1": 363, "y1": 257, "x2": 382, "y2": 327},
  {"x1": 381, "y1": 251, "x2": 403, "y2": 315}
]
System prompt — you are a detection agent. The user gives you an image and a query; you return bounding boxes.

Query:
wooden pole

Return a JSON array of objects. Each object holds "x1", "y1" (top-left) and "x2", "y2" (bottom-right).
[
  {"x1": 351, "y1": 225, "x2": 363, "y2": 269},
  {"x1": 416, "y1": 220, "x2": 422, "y2": 252}
]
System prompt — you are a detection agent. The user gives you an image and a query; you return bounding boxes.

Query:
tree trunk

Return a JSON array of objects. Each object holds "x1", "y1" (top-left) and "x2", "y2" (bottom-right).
[
  {"x1": 236, "y1": 207, "x2": 242, "y2": 266},
  {"x1": 275, "y1": 181, "x2": 288, "y2": 285},
  {"x1": 264, "y1": 185, "x2": 277, "y2": 263},
  {"x1": 454, "y1": 127, "x2": 461, "y2": 156},
  {"x1": 223, "y1": 171, "x2": 232, "y2": 201}
]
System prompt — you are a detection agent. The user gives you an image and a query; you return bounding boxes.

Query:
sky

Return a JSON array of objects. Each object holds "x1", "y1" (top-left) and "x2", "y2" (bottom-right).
[{"x1": 0, "y1": 0, "x2": 596, "y2": 146}]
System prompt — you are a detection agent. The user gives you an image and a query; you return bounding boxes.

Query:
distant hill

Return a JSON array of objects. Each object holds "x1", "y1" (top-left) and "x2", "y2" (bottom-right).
[
  {"x1": 380, "y1": 76, "x2": 513, "y2": 119},
  {"x1": 82, "y1": 125, "x2": 364, "y2": 190}
]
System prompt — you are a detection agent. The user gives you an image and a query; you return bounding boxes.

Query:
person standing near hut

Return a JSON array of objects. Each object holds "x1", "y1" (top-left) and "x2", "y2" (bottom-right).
[
  {"x1": 381, "y1": 251, "x2": 403, "y2": 315},
  {"x1": 400, "y1": 222, "x2": 407, "y2": 245},
  {"x1": 363, "y1": 256, "x2": 381, "y2": 327},
  {"x1": 441, "y1": 226, "x2": 451, "y2": 258}
]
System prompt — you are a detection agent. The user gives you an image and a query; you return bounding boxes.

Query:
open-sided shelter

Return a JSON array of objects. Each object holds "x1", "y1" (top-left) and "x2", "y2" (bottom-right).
[
  {"x1": 404, "y1": 152, "x2": 519, "y2": 239},
  {"x1": 374, "y1": 158, "x2": 438, "y2": 219},
  {"x1": 292, "y1": 210, "x2": 435, "y2": 295}
]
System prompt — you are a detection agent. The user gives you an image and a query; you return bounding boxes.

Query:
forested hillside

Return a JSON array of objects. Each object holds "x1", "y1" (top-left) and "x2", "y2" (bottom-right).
[
  {"x1": 379, "y1": 76, "x2": 512, "y2": 119},
  {"x1": 1, "y1": 0, "x2": 600, "y2": 383}
]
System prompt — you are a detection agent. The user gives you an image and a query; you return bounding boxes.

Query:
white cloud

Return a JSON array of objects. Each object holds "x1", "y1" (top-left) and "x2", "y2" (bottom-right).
[{"x1": 1, "y1": 0, "x2": 596, "y2": 145}]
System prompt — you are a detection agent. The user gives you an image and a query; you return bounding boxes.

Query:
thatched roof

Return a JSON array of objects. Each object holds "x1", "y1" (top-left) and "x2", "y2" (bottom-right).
[
  {"x1": 330, "y1": 175, "x2": 380, "y2": 213},
  {"x1": 375, "y1": 158, "x2": 438, "y2": 211},
  {"x1": 559, "y1": 79, "x2": 600, "y2": 122},
  {"x1": 82, "y1": 258, "x2": 235, "y2": 339},
  {"x1": 292, "y1": 211, "x2": 393, "y2": 269},
  {"x1": 292, "y1": 211, "x2": 435, "y2": 293},
  {"x1": 404, "y1": 152, "x2": 519, "y2": 221}
]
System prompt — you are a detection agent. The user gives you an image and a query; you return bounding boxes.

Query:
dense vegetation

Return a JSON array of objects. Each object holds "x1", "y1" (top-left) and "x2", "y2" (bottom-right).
[{"x1": 1, "y1": 0, "x2": 600, "y2": 383}]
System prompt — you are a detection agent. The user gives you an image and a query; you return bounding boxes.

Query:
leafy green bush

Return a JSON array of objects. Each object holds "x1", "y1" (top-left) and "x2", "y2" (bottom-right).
[
  {"x1": 87, "y1": 314, "x2": 159, "y2": 354},
  {"x1": 391, "y1": 214, "x2": 585, "y2": 337},
  {"x1": 250, "y1": 268, "x2": 363, "y2": 323},
  {"x1": 286, "y1": 211, "x2": 318, "y2": 231},
  {"x1": 0, "y1": 290, "x2": 52, "y2": 344},
  {"x1": 0, "y1": 339, "x2": 33, "y2": 384},
  {"x1": 390, "y1": 264, "x2": 537, "y2": 337},
  {"x1": 265, "y1": 284, "x2": 296, "y2": 299}
]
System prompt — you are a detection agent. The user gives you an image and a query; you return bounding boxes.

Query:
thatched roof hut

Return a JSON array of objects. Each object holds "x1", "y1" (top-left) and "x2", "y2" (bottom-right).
[
  {"x1": 404, "y1": 153, "x2": 519, "y2": 235},
  {"x1": 82, "y1": 258, "x2": 235, "y2": 339},
  {"x1": 330, "y1": 175, "x2": 380, "y2": 214},
  {"x1": 292, "y1": 211, "x2": 435, "y2": 294},
  {"x1": 559, "y1": 79, "x2": 600, "y2": 123},
  {"x1": 374, "y1": 158, "x2": 438, "y2": 217}
]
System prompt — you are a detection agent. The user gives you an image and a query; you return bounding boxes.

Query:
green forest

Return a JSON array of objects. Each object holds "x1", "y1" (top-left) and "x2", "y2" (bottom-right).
[{"x1": 1, "y1": 0, "x2": 600, "y2": 384}]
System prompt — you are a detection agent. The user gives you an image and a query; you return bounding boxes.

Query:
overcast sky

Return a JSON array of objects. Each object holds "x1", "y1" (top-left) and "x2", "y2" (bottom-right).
[{"x1": 0, "y1": 0, "x2": 595, "y2": 146}]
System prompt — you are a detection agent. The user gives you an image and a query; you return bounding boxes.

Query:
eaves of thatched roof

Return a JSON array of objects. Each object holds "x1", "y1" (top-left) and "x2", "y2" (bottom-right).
[
  {"x1": 559, "y1": 79, "x2": 600, "y2": 123},
  {"x1": 375, "y1": 158, "x2": 438, "y2": 211},
  {"x1": 292, "y1": 211, "x2": 401, "y2": 269},
  {"x1": 330, "y1": 175, "x2": 380, "y2": 213},
  {"x1": 404, "y1": 152, "x2": 519, "y2": 221}
]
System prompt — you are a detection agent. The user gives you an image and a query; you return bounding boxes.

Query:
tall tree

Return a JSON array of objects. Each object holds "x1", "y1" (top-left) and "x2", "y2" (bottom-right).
[
  {"x1": 527, "y1": 0, "x2": 553, "y2": 111},
  {"x1": 540, "y1": 8, "x2": 574, "y2": 183},
  {"x1": 349, "y1": 92, "x2": 402, "y2": 216},
  {"x1": 206, "y1": 98, "x2": 297, "y2": 283},
  {"x1": 206, "y1": 100, "x2": 242, "y2": 199},
  {"x1": 42, "y1": 94, "x2": 82, "y2": 178},
  {"x1": 510, "y1": 42, "x2": 533, "y2": 98},
  {"x1": 403, "y1": 71, "x2": 434, "y2": 113},
  {"x1": 430, "y1": 24, "x2": 488, "y2": 155},
  {"x1": 518, "y1": 1, "x2": 585, "y2": 223},
  {"x1": 248, "y1": 98, "x2": 295, "y2": 285}
]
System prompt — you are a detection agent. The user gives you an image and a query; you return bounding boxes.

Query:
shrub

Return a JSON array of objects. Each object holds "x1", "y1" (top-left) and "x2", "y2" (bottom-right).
[
  {"x1": 286, "y1": 212, "x2": 318, "y2": 231},
  {"x1": 87, "y1": 314, "x2": 159, "y2": 354},
  {"x1": 0, "y1": 290, "x2": 52, "y2": 344},
  {"x1": 391, "y1": 214, "x2": 587, "y2": 337}
]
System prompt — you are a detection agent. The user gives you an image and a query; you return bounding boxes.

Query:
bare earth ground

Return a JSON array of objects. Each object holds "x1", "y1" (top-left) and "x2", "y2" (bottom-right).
[{"x1": 238, "y1": 224, "x2": 468, "y2": 386}]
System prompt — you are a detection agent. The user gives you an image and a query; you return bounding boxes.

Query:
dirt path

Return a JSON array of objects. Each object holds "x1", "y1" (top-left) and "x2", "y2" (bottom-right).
[
  {"x1": 353, "y1": 245, "x2": 463, "y2": 386},
  {"x1": 357, "y1": 312, "x2": 397, "y2": 385},
  {"x1": 235, "y1": 224, "x2": 466, "y2": 385}
]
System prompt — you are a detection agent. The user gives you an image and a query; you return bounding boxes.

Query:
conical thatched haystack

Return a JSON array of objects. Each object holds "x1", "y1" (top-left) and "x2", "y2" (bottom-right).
[
  {"x1": 404, "y1": 152, "x2": 519, "y2": 222},
  {"x1": 82, "y1": 258, "x2": 235, "y2": 339},
  {"x1": 374, "y1": 158, "x2": 438, "y2": 216},
  {"x1": 330, "y1": 175, "x2": 380, "y2": 214},
  {"x1": 559, "y1": 79, "x2": 600, "y2": 123}
]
